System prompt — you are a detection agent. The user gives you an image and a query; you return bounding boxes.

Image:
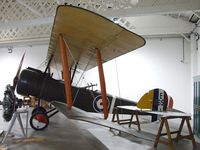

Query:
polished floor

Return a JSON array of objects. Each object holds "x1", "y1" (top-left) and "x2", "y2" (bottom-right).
[{"x1": 0, "y1": 106, "x2": 200, "y2": 150}]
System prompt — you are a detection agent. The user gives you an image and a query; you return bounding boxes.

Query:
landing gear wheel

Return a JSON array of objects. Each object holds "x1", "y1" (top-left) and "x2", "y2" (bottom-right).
[
  {"x1": 30, "y1": 112, "x2": 49, "y2": 131},
  {"x1": 32, "y1": 107, "x2": 46, "y2": 115}
]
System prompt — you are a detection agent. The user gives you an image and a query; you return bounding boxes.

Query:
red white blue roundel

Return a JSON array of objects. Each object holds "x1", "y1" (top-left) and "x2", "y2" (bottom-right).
[{"x1": 93, "y1": 95, "x2": 110, "y2": 113}]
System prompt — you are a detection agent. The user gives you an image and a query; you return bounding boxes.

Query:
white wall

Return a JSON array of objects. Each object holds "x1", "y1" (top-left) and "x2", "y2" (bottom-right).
[
  {"x1": 82, "y1": 37, "x2": 192, "y2": 113},
  {"x1": 0, "y1": 38, "x2": 193, "y2": 113},
  {"x1": 0, "y1": 45, "x2": 48, "y2": 100}
]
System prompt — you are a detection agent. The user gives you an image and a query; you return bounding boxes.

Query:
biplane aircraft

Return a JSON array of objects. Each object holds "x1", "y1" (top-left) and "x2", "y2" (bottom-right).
[{"x1": 2, "y1": 5, "x2": 146, "y2": 131}]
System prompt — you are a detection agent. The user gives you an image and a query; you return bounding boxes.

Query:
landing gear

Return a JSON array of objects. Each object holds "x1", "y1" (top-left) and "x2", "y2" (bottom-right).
[
  {"x1": 30, "y1": 107, "x2": 59, "y2": 131},
  {"x1": 30, "y1": 111, "x2": 49, "y2": 131}
]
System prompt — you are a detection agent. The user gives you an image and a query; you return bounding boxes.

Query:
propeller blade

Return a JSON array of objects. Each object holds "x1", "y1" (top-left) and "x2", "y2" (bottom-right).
[{"x1": 13, "y1": 52, "x2": 25, "y2": 90}]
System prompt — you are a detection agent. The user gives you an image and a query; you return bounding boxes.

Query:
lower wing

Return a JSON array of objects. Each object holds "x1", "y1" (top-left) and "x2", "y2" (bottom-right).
[{"x1": 51, "y1": 101, "x2": 138, "y2": 137}]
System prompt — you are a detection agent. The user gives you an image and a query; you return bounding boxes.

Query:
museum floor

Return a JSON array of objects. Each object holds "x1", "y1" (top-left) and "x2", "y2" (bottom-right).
[{"x1": 0, "y1": 106, "x2": 199, "y2": 150}]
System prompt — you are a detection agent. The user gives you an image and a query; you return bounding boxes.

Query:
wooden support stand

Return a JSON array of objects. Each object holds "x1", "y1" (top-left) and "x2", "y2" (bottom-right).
[
  {"x1": 112, "y1": 106, "x2": 196, "y2": 150},
  {"x1": 154, "y1": 116, "x2": 196, "y2": 150},
  {"x1": 112, "y1": 107, "x2": 141, "y2": 131}
]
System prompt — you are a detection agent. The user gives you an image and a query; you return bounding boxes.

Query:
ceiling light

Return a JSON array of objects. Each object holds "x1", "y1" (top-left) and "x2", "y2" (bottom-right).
[
  {"x1": 189, "y1": 14, "x2": 199, "y2": 24},
  {"x1": 112, "y1": 17, "x2": 119, "y2": 24}
]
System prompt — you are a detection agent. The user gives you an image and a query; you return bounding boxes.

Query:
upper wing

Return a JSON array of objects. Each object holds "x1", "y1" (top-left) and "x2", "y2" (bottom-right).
[{"x1": 47, "y1": 5, "x2": 145, "y2": 71}]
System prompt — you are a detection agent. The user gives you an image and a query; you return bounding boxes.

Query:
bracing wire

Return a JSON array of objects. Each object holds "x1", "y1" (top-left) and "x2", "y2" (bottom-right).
[
  {"x1": 75, "y1": 50, "x2": 95, "y2": 87},
  {"x1": 36, "y1": 60, "x2": 46, "y2": 69},
  {"x1": 114, "y1": 59, "x2": 121, "y2": 97},
  {"x1": 63, "y1": 38, "x2": 76, "y2": 64},
  {"x1": 36, "y1": 55, "x2": 52, "y2": 70},
  {"x1": 115, "y1": 58, "x2": 125, "y2": 118},
  {"x1": 72, "y1": 50, "x2": 95, "y2": 104}
]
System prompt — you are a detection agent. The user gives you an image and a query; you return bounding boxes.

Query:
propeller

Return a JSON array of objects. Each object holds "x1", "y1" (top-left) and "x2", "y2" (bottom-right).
[
  {"x1": 2, "y1": 52, "x2": 25, "y2": 121},
  {"x1": 13, "y1": 52, "x2": 25, "y2": 90}
]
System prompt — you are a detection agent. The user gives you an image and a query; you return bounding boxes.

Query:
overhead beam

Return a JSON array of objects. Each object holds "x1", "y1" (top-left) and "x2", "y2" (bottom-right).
[
  {"x1": 0, "y1": 17, "x2": 54, "y2": 30},
  {"x1": 134, "y1": 25, "x2": 194, "y2": 36},
  {"x1": 127, "y1": 15, "x2": 194, "y2": 36},
  {"x1": 100, "y1": 1, "x2": 200, "y2": 17},
  {"x1": 0, "y1": 37, "x2": 50, "y2": 48}
]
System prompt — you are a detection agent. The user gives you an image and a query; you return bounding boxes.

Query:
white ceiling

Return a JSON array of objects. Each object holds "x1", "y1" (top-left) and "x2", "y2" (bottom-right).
[{"x1": 0, "y1": 0, "x2": 200, "y2": 47}]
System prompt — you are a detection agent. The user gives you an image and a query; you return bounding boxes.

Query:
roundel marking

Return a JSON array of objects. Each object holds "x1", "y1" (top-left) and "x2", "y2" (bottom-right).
[{"x1": 93, "y1": 95, "x2": 110, "y2": 113}]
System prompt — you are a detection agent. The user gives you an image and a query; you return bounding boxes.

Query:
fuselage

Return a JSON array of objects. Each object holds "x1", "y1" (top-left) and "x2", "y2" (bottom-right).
[{"x1": 17, "y1": 67, "x2": 136, "y2": 113}]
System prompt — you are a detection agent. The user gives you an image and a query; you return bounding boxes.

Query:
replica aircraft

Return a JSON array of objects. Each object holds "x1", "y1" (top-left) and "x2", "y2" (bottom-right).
[{"x1": 2, "y1": 5, "x2": 146, "y2": 132}]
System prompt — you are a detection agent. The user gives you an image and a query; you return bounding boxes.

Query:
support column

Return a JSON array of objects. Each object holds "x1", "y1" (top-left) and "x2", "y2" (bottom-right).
[
  {"x1": 96, "y1": 48, "x2": 108, "y2": 119},
  {"x1": 191, "y1": 33, "x2": 198, "y2": 76},
  {"x1": 191, "y1": 33, "x2": 198, "y2": 116},
  {"x1": 59, "y1": 34, "x2": 73, "y2": 109}
]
